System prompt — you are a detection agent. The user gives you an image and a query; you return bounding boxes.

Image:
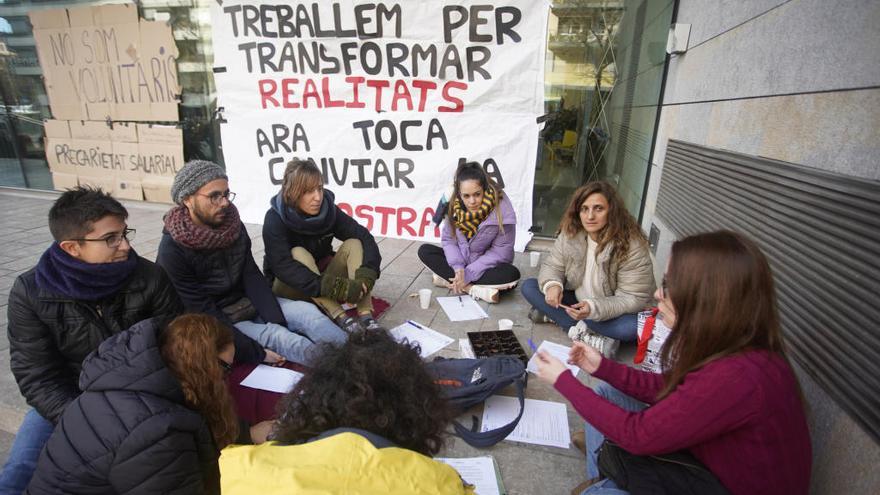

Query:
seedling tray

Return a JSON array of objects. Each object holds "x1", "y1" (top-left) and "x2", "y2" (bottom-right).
[{"x1": 467, "y1": 330, "x2": 528, "y2": 365}]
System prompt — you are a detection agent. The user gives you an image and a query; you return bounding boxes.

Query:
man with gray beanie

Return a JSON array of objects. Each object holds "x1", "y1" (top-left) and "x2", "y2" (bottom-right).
[{"x1": 157, "y1": 160, "x2": 346, "y2": 365}]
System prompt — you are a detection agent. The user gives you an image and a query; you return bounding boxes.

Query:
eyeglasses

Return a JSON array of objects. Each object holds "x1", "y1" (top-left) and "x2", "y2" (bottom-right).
[
  {"x1": 659, "y1": 277, "x2": 668, "y2": 299},
  {"x1": 218, "y1": 359, "x2": 232, "y2": 375},
  {"x1": 71, "y1": 228, "x2": 136, "y2": 248},
  {"x1": 198, "y1": 190, "x2": 236, "y2": 205}
]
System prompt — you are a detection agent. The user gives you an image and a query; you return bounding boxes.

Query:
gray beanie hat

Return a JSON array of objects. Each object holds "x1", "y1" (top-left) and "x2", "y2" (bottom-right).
[{"x1": 171, "y1": 160, "x2": 228, "y2": 205}]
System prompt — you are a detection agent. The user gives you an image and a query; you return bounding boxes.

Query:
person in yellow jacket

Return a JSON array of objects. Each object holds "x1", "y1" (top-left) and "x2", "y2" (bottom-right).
[{"x1": 220, "y1": 330, "x2": 474, "y2": 495}]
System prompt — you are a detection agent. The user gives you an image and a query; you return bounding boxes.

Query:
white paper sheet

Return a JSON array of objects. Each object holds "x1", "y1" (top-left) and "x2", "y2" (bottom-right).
[
  {"x1": 525, "y1": 340, "x2": 580, "y2": 377},
  {"x1": 436, "y1": 456, "x2": 501, "y2": 495},
  {"x1": 389, "y1": 321, "x2": 455, "y2": 358},
  {"x1": 481, "y1": 395, "x2": 571, "y2": 449},
  {"x1": 459, "y1": 338, "x2": 476, "y2": 359},
  {"x1": 437, "y1": 295, "x2": 489, "y2": 321},
  {"x1": 239, "y1": 365, "x2": 303, "y2": 394}
]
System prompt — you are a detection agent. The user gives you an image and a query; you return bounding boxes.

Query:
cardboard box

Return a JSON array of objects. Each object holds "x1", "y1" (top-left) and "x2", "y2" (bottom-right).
[
  {"x1": 51, "y1": 172, "x2": 78, "y2": 191},
  {"x1": 115, "y1": 179, "x2": 143, "y2": 201},
  {"x1": 142, "y1": 177, "x2": 173, "y2": 204},
  {"x1": 77, "y1": 175, "x2": 115, "y2": 194}
]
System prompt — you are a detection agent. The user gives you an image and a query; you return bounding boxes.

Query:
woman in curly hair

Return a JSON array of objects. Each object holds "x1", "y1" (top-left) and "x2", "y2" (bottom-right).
[
  {"x1": 522, "y1": 181, "x2": 655, "y2": 357},
  {"x1": 220, "y1": 330, "x2": 473, "y2": 494},
  {"x1": 27, "y1": 314, "x2": 261, "y2": 495}
]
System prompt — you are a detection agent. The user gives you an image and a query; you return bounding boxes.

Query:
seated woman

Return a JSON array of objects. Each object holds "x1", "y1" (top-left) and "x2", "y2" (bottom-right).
[
  {"x1": 27, "y1": 314, "x2": 271, "y2": 494},
  {"x1": 263, "y1": 159, "x2": 382, "y2": 333},
  {"x1": 417, "y1": 161, "x2": 520, "y2": 303},
  {"x1": 535, "y1": 231, "x2": 811, "y2": 495},
  {"x1": 220, "y1": 330, "x2": 472, "y2": 494},
  {"x1": 521, "y1": 181, "x2": 654, "y2": 351}
]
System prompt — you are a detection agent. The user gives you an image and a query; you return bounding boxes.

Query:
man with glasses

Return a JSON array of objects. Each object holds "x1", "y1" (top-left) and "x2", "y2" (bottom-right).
[
  {"x1": 2, "y1": 187, "x2": 182, "y2": 492},
  {"x1": 157, "y1": 160, "x2": 346, "y2": 368}
]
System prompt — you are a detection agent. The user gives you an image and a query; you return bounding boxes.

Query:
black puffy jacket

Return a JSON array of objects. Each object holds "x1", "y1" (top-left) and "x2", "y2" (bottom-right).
[
  {"x1": 156, "y1": 224, "x2": 284, "y2": 364},
  {"x1": 26, "y1": 318, "x2": 221, "y2": 495},
  {"x1": 262, "y1": 189, "x2": 381, "y2": 297},
  {"x1": 7, "y1": 257, "x2": 182, "y2": 423}
]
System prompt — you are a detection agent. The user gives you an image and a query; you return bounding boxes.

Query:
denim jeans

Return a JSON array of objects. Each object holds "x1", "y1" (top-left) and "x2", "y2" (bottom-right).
[
  {"x1": 0, "y1": 409, "x2": 54, "y2": 494},
  {"x1": 235, "y1": 297, "x2": 346, "y2": 364},
  {"x1": 521, "y1": 278, "x2": 639, "y2": 342},
  {"x1": 580, "y1": 382, "x2": 648, "y2": 495}
]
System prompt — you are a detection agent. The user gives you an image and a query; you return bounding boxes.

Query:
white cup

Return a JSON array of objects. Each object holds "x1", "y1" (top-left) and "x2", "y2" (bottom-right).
[
  {"x1": 530, "y1": 251, "x2": 541, "y2": 267},
  {"x1": 498, "y1": 318, "x2": 514, "y2": 331},
  {"x1": 418, "y1": 288, "x2": 432, "y2": 309}
]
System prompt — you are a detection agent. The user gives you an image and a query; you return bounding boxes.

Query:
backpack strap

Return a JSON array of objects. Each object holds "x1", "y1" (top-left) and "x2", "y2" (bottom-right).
[{"x1": 451, "y1": 371, "x2": 526, "y2": 448}]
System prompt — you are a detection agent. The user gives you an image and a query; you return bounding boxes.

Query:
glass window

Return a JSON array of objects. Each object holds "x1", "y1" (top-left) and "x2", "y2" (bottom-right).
[{"x1": 532, "y1": 0, "x2": 674, "y2": 236}]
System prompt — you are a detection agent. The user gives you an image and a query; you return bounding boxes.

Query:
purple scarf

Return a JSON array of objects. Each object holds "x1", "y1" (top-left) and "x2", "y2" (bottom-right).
[
  {"x1": 35, "y1": 243, "x2": 139, "y2": 300},
  {"x1": 164, "y1": 203, "x2": 242, "y2": 250}
]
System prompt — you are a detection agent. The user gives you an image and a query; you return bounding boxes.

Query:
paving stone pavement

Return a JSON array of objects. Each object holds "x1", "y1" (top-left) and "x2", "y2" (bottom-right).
[{"x1": 0, "y1": 188, "x2": 637, "y2": 494}]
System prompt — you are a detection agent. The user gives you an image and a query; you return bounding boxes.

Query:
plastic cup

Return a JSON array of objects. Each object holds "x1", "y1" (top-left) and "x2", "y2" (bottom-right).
[
  {"x1": 498, "y1": 318, "x2": 514, "y2": 331},
  {"x1": 530, "y1": 251, "x2": 541, "y2": 267},
  {"x1": 418, "y1": 289, "x2": 432, "y2": 309}
]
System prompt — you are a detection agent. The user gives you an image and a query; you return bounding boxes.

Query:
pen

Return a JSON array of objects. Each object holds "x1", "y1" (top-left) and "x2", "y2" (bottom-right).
[
  {"x1": 458, "y1": 295, "x2": 463, "y2": 306},
  {"x1": 527, "y1": 338, "x2": 538, "y2": 351},
  {"x1": 406, "y1": 320, "x2": 425, "y2": 330}
]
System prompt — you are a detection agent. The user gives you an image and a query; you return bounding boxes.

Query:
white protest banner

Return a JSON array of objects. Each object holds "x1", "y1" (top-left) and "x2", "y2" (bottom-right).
[{"x1": 210, "y1": 1, "x2": 548, "y2": 249}]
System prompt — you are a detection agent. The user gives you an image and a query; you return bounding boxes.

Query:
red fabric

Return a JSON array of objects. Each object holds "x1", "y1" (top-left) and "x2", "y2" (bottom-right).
[
  {"x1": 634, "y1": 308, "x2": 660, "y2": 364},
  {"x1": 554, "y1": 351, "x2": 811, "y2": 495},
  {"x1": 344, "y1": 296, "x2": 390, "y2": 319},
  {"x1": 227, "y1": 361, "x2": 307, "y2": 424}
]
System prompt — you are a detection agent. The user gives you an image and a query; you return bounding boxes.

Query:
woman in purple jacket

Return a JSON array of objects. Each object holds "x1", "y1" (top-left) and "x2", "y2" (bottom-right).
[{"x1": 417, "y1": 162, "x2": 520, "y2": 303}]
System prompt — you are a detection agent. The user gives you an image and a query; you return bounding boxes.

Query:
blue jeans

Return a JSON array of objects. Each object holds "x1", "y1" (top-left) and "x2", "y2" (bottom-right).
[
  {"x1": 0, "y1": 409, "x2": 54, "y2": 494},
  {"x1": 521, "y1": 278, "x2": 639, "y2": 341},
  {"x1": 580, "y1": 382, "x2": 647, "y2": 495},
  {"x1": 235, "y1": 298, "x2": 346, "y2": 364}
]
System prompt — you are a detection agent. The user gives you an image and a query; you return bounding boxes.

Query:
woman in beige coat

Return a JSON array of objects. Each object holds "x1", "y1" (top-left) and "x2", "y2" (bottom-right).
[{"x1": 522, "y1": 181, "x2": 655, "y2": 354}]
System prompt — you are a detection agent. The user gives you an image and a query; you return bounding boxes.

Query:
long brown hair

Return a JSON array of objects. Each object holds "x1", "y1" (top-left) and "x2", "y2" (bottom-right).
[
  {"x1": 558, "y1": 181, "x2": 646, "y2": 264},
  {"x1": 657, "y1": 231, "x2": 792, "y2": 399},
  {"x1": 281, "y1": 159, "x2": 323, "y2": 211},
  {"x1": 161, "y1": 314, "x2": 239, "y2": 448}
]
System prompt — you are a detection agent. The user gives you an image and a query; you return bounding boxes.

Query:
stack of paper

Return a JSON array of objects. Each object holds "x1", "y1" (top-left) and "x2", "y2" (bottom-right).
[
  {"x1": 480, "y1": 395, "x2": 571, "y2": 449},
  {"x1": 526, "y1": 340, "x2": 580, "y2": 377},
  {"x1": 437, "y1": 295, "x2": 489, "y2": 321},
  {"x1": 239, "y1": 365, "x2": 303, "y2": 394},
  {"x1": 436, "y1": 456, "x2": 505, "y2": 495},
  {"x1": 389, "y1": 321, "x2": 455, "y2": 358}
]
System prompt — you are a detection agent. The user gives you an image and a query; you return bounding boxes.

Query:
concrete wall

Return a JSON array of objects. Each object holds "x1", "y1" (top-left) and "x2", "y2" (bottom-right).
[{"x1": 641, "y1": 0, "x2": 880, "y2": 493}]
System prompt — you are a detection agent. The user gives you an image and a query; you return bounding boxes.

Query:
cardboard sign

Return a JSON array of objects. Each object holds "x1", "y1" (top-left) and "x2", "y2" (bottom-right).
[
  {"x1": 30, "y1": 4, "x2": 180, "y2": 122},
  {"x1": 44, "y1": 119, "x2": 183, "y2": 203},
  {"x1": 210, "y1": 0, "x2": 548, "y2": 248}
]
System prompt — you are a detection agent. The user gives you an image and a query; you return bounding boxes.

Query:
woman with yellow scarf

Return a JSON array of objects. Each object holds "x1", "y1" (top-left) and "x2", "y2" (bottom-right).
[{"x1": 417, "y1": 162, "x2": 520, "y2": 303}]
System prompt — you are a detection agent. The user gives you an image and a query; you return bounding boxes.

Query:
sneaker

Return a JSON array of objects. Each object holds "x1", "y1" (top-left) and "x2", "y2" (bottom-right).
[
  {"x1": 528, "y1": 307, "x2": 554, "y2": 324},
  {"x1": 335, "y1": 314, "x2": 363, "y2": 333},
  {"x1": 432, "y1": 273, "x2": 450, "y2": 288},
  {"x1": 569, "y1": 321, "x2": 619, "y2": 359},
  {"x1": 468, "y1": 285, "x2": 499, "y2": 303},
  {"x1": 358, "y1": 315, "x2": 382, "y2": 332}
]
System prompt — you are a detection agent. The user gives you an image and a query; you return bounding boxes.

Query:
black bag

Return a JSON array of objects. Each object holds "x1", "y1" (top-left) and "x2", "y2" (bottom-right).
[
  {"x1": 425, "y1": 356, "x2": 527, "y2": 448},
  {"x1": 222, "y1": 297, "x2": 257, "y2": 323},
  {"x1": 597, "y1": 440, "x2": 730, "y2": 495}
]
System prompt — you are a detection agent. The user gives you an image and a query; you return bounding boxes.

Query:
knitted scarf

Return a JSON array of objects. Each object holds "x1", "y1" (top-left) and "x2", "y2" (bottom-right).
[
  {"x1": 35, "y1": 243, "x2": 138, "y2": 300},
  {"x1": 164, "y1": 203, "x2": 242, "y2": 250},
  {"x1": 452, "y1": 186, "x2": 496, "y2": 240}
]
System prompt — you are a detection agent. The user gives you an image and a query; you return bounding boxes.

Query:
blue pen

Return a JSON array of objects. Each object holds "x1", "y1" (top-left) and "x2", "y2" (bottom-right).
[
  {"x1": 406, "y1": 320, "x2": 425, "y2": 330},
  {"x1": 527, "y1": 338, "x2": 538, "y2": 351}
]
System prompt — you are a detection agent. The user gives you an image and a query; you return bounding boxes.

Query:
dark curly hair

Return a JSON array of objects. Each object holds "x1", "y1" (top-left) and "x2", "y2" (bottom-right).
[{"x1": 272, "y1": 330, "x2": 453, "y2": 456}]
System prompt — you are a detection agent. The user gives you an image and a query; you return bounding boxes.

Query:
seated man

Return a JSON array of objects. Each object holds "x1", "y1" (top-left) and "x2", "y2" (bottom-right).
[
  {"x1": 262, "y1": 159, "x2": 382, "y2": 332},
  {"x1": 157, "y1": 160, "x2": 346, "y2": 366},
  {"x1": 1, "y1": 187, "x2": 182, "y2": 493}
]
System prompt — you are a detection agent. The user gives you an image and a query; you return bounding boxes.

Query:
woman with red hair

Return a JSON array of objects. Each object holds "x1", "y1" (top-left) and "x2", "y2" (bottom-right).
[{"x1": 27, "y1": 314, "x2": 257, "y2": 494}]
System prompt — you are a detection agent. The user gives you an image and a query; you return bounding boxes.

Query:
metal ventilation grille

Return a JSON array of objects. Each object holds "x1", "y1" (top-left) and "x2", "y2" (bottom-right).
[{"x1": 655, "y1": 139, "x2": 880, "y2": 441}]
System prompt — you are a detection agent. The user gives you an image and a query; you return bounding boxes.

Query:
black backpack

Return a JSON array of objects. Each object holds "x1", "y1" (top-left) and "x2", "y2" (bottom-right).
[{"x1": 426, "y1": 356, "x2": 527, "y2": 448}]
